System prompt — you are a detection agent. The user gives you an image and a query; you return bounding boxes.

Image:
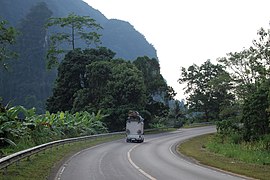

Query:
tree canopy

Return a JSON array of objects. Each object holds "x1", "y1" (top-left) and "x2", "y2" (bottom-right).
[
  {"x1": 46, "y1": 13, "x2": 103, "y2": 69},
  {"x1": 178, "y1": 60, "x2": 234, "y2": 120},
  {"x1": 46, "y1": 47, "x2": 175, "y2": 131},
  {"x1": 46, "y1": 47, "x2": 116, "y2": 113},
  {"x1": 179, "y1": 27, "x2": 270, "y2": 143}
]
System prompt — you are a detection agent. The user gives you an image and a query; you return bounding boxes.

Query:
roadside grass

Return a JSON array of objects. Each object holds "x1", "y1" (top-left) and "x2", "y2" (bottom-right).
[
  {"x1": 0, "y1": 135, "x2": 124, "y2": 180},
  {"x1": 178, "y1": 133, "x2": 270, "y2": 180},
  {"x1": 183, "y1": 123, "x2": 214, "y2": 128}
]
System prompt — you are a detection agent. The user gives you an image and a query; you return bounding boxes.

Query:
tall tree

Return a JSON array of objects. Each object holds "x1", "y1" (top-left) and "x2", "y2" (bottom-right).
[
  {"x1": 46, "y1": 47, "x2": 115, "y2": 113},
  {"x1": 46, "y1": 13, "x2": 103, "y2": 69},
  {"x1": 218, "y1": 28, "x2": 270, "y2": 100},
  {"x1": 178, "y1": 60, "x2": 234, "y2": 120}
]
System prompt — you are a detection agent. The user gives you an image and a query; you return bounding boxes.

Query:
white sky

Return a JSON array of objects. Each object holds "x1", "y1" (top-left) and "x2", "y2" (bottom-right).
[{"x1": 83, "y1": 0, "x2": 270, "y2": 100}]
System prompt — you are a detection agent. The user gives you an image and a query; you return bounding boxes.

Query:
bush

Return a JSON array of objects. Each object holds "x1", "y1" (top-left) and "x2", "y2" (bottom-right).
[{"x1": 0, "y1": 105, "x2": 108, "y2": 155}]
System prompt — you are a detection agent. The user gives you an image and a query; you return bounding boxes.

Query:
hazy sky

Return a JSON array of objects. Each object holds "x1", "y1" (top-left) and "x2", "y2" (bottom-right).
[{"x1": 83, "y1": 0, "x2": 270, "y2": 100}]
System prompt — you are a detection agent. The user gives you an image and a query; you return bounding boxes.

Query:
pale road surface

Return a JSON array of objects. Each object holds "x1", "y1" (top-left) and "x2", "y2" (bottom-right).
[{"x1": 54, "y1": 126, "x2": 251, "y2": 180}]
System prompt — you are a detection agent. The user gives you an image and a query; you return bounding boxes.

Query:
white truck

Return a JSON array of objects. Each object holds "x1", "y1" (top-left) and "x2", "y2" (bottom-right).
[{"x1": 126, "y1": 111, "x2": 144, "y2": 143}]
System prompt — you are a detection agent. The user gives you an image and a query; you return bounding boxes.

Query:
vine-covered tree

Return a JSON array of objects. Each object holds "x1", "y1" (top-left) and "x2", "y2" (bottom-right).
[{"x1": 46, "y1": 13, "x2": 103, "y2": 69}]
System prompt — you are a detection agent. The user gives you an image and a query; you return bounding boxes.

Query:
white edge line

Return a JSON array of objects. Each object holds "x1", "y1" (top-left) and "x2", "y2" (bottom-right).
[
  {"x1": 127, "y1": 144, "x2": 157, "y2": 180},
  {"x1": 169, "y1": 141, "x2": 254, "y2": 180}
]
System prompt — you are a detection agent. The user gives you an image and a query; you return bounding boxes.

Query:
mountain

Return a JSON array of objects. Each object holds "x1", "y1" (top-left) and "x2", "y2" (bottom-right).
[
  {"x1": 0, "y1": 0, "x2": 158, "y2": 112},
  {"x1": 0, "y1": 0, "x2": 157, "y2": 59}
]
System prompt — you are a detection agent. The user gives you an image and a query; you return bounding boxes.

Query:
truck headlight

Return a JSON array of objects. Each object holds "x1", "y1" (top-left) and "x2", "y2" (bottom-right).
[
  {"x1": 126, "y1": 129, "x2": 130, "y2": 134},
  {"x1": 137, "y1": 130, "x2": 142, "y2": 134}
]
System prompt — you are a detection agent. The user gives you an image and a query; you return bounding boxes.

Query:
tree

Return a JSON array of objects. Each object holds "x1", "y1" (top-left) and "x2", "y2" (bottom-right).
[
  {"x1": 0, "y1": 17, "x2": 17, "y2": 69},
  {"x1": 72, "y1": 60, "x2": 114, "y2": 112},
  {"x1": 214, "y1": 28, "x2": 270, "y2": 143},
  {"x1": 46, "y1": 13, "x2": 103, "y2": 69},
  {"x1": 133, "y1": 56, "x2": 175, "y2": 117},
  {"x1": 133, "y1": 56, "x2": 167, "y2": 96},
  {"x1": 218, "y1": 28, "x2": 270, "y2": 100},
  {"x1": 72, "y1": 59, "x2": 147, "y2": 131},
  {"x1": 46, "y1": 47, "x2": 116, "y2": 113},
  {"x1": 178, "y1": 60, "x2": 234, "y2": 120},
  {"x1": 242, "y1": 79, "x2": 270, "y2": 141}
]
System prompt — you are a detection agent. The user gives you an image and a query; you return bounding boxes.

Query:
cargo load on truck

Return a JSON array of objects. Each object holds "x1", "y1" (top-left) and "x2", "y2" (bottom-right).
[{"x1": 126, "y1": 111, "x2": 144, "y2": 143}]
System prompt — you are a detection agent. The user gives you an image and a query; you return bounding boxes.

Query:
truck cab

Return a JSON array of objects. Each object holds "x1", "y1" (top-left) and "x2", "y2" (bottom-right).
[{"x1": 126, "y1": 111, "x2": 144, "y2": 143}]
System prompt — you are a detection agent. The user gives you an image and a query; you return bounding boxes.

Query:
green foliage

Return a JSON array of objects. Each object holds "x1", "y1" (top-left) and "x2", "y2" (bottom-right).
[
  {"x1": 133, "y1": 56, "x2": 174, "y2": 119},
  {"x1": 133, "y1": 56, "x2": 167, "y2": 95},
  {"x1": 133, "y1": 56, "x2": 176, "y2": 101},
  {"x1": 241, "y1": 80, "x2": 270, "y2": 141},
  {"x1": 207, "y1": 136, "x2": 270, "y2": 165},
  {"x1": 208, "y1": 28, "x2": 270, "y2": 163},
  {"x1": 177, "y1": 27, "x2": 270, "y2": 154},
  {"x1": 218, "y1": 28, "x2": 270, "y2": 100},
  {"x1": 146, "y1": 100, "x2": 169, "y2": 117},
  {"x1": 46, "y1": 47, "x2": 116, "y2": 113},
  {"x1": 179, "y1": 60, "x2": 234, "y2": 120},
  {"x1": 46, "y1": 48, "x2": 154, "y2": 131},
  {"x1": 73, "y1": 59, "x2": 147, "y2": 131},
  {"x1": 149, "y1": 116, "x2": 167, "y2": 129},
  {"x1": 46, "y1": 13, "x2": 103, "y2": 69},
  {"x1": 0, "y1": 104, "x2": 107, "y2": 155},
  {"x1": 0, "y1": 17, "x2": 18, "y2": 69},
  {"x1": 216, "y1": 119, "x2": 242, "y2": 143}
]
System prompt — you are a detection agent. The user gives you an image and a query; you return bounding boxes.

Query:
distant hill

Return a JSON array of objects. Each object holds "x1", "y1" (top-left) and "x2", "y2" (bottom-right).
[
  {"x1": 0, "y1": 0, "x2": 157, "y2": 60},
  {"x1": 0, "y1": 0, "x2": 157, "y2": 112}
]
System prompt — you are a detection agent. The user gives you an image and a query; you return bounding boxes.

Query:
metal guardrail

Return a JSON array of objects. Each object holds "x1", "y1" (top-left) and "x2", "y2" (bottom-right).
[
  {"x1": 0, "y1": 127, "x2": 171, "y2": 172},
  {"x1": 0, "y1": 131, "x2": 124, "y2": 172}
]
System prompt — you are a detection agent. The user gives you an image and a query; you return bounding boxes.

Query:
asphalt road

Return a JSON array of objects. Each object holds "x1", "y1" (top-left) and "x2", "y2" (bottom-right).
[{"x1": 54, "y1": 126, "x2": 250, "y2": 180}]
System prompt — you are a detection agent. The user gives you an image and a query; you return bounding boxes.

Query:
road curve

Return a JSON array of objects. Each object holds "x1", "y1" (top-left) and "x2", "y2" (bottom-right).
[{"x1": 54, "y1": 126, "x2": 249, "y2": 180}]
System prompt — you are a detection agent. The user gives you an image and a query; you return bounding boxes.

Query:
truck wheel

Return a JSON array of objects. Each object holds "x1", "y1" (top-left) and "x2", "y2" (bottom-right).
[{"x1": 126, "y1": 139, "x2": 130, "y2": 143}]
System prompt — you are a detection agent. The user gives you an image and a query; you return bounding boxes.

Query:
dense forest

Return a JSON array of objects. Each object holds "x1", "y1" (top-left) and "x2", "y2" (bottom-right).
[{"x1": 178, "y1": 27, "x2": 270, "y2": 152}]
